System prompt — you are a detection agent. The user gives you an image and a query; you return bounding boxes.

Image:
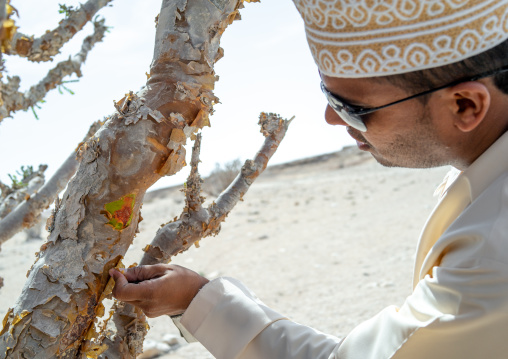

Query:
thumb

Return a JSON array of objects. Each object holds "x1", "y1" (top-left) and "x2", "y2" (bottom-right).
[
  {"x1": 109, "y1": 268, "x2": 134, "y2": 301},
  {"x1": 109, "y1": 269, "x2": 145, "y2": 302},
  {"x1": 109, "y1": 269, "x2": 129, "y2": 290}
]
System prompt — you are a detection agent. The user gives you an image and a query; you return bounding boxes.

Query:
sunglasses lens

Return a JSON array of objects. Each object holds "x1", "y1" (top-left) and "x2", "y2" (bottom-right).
[
  {"x1": 321, "y1": 82, "x2": 367, "y2": 132},
  {"x1": 337, "y1": 110, "x2": 367, "y2": 132}
]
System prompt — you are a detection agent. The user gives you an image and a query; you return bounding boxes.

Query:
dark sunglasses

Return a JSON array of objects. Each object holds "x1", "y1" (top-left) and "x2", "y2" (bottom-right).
[{"x1": 321, "y1": 65, "x2": 508, "y2": 132}]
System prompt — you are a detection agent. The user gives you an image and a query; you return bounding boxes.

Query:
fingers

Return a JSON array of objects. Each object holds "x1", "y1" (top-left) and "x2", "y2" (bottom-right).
[
  {"x1": 109, "y1": 269, "x2": 144, "y2": 302},
  {"x1": 109, "y1": 273, "x2": 173, "y2": 317},
  {"x1": 109, "y1": 265, "x2": 172, "y2": 302},
  {"x1": 109, "y1": 268, "x2": 128, "y2": 287},
  {"x1": 122, "y1": 264, "x2": 173, "y2": 282},
  {"x1": 109, "y1": 264, "x2": 209, "y2": 318}
]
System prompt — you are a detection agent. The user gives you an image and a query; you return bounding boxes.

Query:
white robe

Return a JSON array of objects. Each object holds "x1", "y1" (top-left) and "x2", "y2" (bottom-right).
[{"x1": 179, "y1": 131, "x2": 508, "y2": 359}]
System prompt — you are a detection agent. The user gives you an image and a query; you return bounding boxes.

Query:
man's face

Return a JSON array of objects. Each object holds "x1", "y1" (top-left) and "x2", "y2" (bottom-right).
[{"x1": 322, "y1": 74, "x2": 452, "y2": 169}]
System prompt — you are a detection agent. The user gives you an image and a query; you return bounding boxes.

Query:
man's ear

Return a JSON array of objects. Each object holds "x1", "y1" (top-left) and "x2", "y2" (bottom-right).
[{"x1": 446, "y1": 81, "x2": 491, "y2": 133}]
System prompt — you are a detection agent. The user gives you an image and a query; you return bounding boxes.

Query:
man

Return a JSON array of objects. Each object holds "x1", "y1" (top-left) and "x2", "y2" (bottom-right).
[{"x1": 110, "y1": 1, "x2": 508, "y2": 357}]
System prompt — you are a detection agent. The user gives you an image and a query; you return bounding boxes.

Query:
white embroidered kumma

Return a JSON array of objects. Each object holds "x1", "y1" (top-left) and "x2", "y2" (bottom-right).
[{"x1": 293, "y1": 0, "x2": 508, "y2": 77}]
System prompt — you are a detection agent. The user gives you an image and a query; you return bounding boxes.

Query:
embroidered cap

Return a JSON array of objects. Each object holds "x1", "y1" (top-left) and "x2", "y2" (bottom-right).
[{"x1": 293, "y1": 0, "x2": 508, "y2": 78}]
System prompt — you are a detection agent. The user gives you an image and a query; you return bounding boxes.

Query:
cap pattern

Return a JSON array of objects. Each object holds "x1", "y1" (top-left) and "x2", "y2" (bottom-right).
[{"x1": 293, "y1": 0, "x2": 508, "y2": 77}]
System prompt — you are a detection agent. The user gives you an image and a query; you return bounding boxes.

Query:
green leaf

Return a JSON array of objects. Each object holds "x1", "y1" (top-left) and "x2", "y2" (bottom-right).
[{"x1": 31, "y1": 106, "x2": 39, "y2": 120}]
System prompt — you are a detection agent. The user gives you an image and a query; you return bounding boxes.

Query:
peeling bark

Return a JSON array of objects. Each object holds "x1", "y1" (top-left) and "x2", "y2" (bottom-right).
[
  {"x1": 0, "y1": 0, "x2": 14, "y2": 55},
  {"x1": 0, "y1": 0, "x2": 7, "y2": 48},
  {"x1": 142, "y1": 113, "x2": 292, "y2": 265},
  {"x1": 0, "y1": 0, "x2": 247, "y2": 357},
  {"x1": 0, "y1": 120, "x2": 103, "y2": 246},
  {"x1": 0, "y1": 19, "x2": 108, "y2": 121},
  {"x1": 5, "y1": 0, "x2": 112, "y2": 62},
  {"x1": 83, "y1": 301, "x2": 148, "y2": 359}
]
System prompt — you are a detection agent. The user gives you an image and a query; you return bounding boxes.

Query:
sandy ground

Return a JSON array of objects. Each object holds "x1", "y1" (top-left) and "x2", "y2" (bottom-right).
[{"x1": 0, "y1": 147, "x2": 450, "y2": 358}]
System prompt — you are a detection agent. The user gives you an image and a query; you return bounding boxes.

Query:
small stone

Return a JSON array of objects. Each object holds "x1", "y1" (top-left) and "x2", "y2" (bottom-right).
[
  {"x1": 139, "y1": 339, "x2": 171, "y2": 359},
  {"x1": 163, "y1": 333, "x2": 181, "y2": 346}
]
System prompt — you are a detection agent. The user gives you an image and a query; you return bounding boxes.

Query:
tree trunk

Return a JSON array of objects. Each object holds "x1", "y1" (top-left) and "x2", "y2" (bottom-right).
[{"x1": 0, "y1": 0, "x2": 247, "y2": 357}]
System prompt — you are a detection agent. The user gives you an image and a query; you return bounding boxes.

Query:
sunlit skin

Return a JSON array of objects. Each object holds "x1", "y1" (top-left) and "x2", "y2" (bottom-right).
[{"x1": 321, "y1": 73, "x2": 508, "y2": 170}]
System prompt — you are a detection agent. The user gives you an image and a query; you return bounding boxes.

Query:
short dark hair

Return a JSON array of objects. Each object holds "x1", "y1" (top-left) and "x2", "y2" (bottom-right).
[{"x1": 381, "y1": 39, "x2": 508, "y2": 98}]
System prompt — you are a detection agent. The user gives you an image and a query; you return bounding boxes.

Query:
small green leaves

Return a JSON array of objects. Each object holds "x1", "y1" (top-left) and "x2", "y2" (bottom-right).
[
  {"x1": 58, "y1": 4, "x2": 75, "y2": 17},
  {"x1": 8, "y1": 165, "x2": 34, "y2": 190},
  {"x1": 58, "y1": 80, "x2": 79, "y2": 95}
]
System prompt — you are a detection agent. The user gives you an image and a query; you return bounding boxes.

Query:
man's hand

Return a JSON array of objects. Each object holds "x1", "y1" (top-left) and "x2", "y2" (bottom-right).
[{"x1": 109, "y1": 264, "x2": 209, "y2": 317}]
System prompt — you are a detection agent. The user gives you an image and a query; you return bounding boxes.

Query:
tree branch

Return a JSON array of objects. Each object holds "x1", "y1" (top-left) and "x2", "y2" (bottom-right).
[
  {"x1": 5, "y1": 0, "x2": 112, "y2": 62},
  {"x1": 185, "y1": 133, "x2": 205, "y2": 212},
  {"x1": 0, "y1": 120, "x2": 103, "y2": 245},
  {"x1": 0, "y1": 165, "x2": 47, "y2": 220},
  {"x1": 0, "y1": 19, "x2": 108, "y2": 121},
  {"x1": 141, "y1": 113, "x2": 292, "y2": 265}
]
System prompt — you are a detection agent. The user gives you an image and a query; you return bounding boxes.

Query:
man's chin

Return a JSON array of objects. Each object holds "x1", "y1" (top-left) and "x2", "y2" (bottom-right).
[
  {"x1": 371, "y1": 153, "x2": 445, "y2": 169},
  {"x1": 369, "y1": 151, "x2": 408, "y2": 168},
  {"x1": 370, "y1": 153, "x2": 400, "y2": 168}
]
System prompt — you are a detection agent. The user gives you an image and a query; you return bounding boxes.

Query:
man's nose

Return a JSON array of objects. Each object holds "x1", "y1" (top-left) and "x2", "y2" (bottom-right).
[{"x1": 325, "y1": 105, "x2": 348, "y2": 126}]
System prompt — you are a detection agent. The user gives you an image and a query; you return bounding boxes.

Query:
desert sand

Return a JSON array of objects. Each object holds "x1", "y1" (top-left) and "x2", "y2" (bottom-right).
[{"x1": 0, "y1": 147, "x2": 450, "y2": 358}]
